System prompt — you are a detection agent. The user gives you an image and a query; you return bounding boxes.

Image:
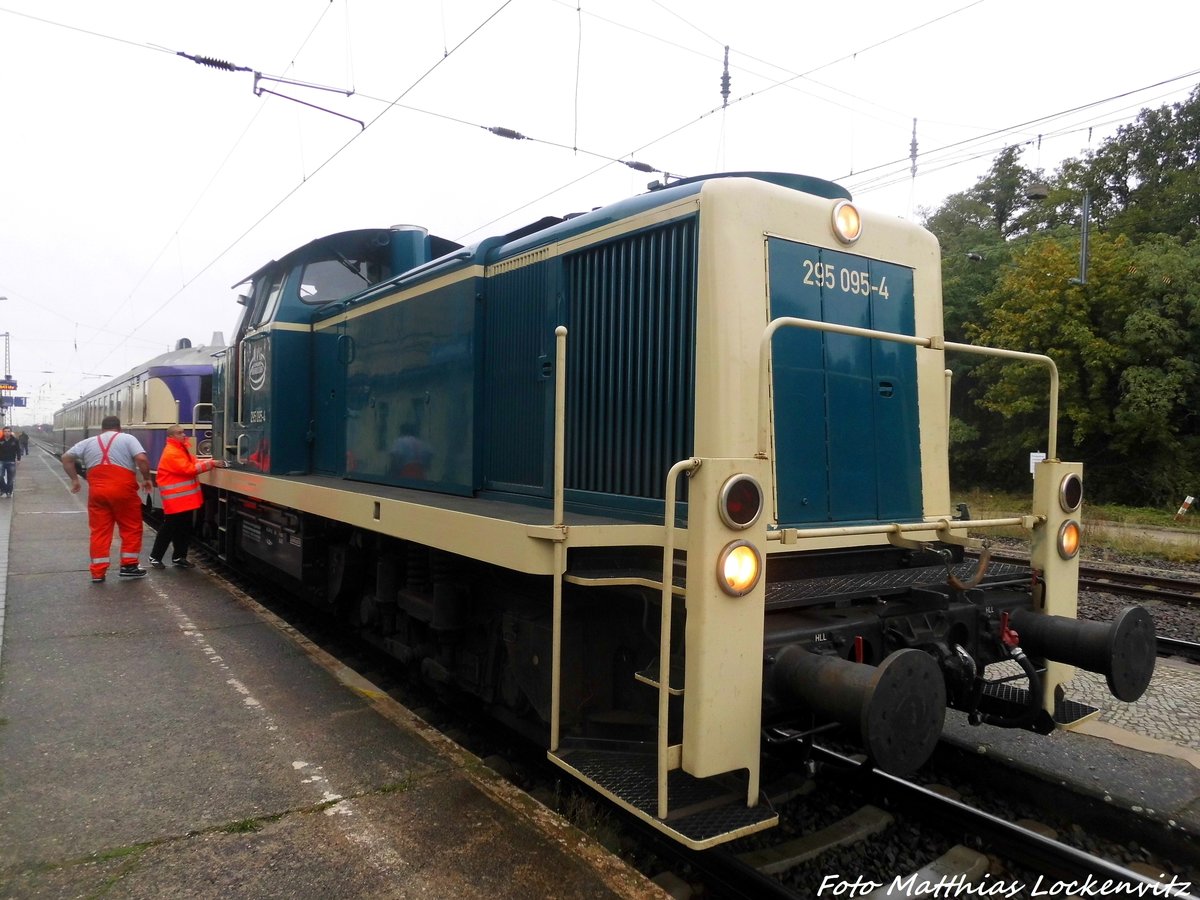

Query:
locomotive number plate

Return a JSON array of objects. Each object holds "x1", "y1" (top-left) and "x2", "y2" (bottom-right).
[{"x1": 801, "y1": 259, "x2": 890, "y2": 299}]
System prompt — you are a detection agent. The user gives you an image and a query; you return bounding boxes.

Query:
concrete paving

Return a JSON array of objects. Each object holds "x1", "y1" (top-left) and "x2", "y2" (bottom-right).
[
  {"x1": 941, "y1": 656, "x2": 1200, "y2": 839},
  {"x1": 0, "y1": 448, "x2": 662, "y2": 899}
]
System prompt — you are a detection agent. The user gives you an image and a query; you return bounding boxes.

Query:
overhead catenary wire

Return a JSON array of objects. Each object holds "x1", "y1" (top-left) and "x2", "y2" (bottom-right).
[
  {"x1": 840, "y1": 69, "x2": 1200, "y2": 198},
  {"x1": 4, "y1": 1, "x2": 1195, "y2": 384},
  {"x1": 86, "y1": 0, "x2": 519, "y2": 375}
]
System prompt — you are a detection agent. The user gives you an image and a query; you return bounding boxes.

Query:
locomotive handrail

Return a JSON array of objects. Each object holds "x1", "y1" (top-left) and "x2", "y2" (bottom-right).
[
  {"x1": 757, "y1": 317, "x2": 1060, "y2": 460},
  {"x1": 550, "y1": 326, "x2": 568, "y2": 752},
  {"x1": 191, "y1": 403, "x2": 214, "y2": 457},
  {"x1": 767, "y1": 516, "x2": 1035, "y2": 543},
  {"x1": 657, "y1": 456, "x2": 701, "y2": 819}
]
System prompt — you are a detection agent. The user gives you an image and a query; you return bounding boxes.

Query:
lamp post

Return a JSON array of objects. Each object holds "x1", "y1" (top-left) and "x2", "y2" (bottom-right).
[
  {"x1": 1024, "y1": 188, "x2": 1090, "y2": 285},
  {"x1": 0, "y1": 307, "x2": 8, "y2": 426}
]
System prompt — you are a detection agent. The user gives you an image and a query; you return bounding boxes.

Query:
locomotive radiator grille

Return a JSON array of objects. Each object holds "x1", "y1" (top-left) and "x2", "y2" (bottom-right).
[
  {"x1": 565, "y1": 218, "x2": 697, "y2": 502},
  {"x1": 765, "y1": 562, "x2": 1029, "y2": 610}
]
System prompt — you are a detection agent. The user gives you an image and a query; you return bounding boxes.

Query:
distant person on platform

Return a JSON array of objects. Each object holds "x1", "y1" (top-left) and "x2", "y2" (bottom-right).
[
  {"x1": 18, "y1": 430, "x2": 29, "y2": 455},
  {"x1": 149, "y1": 424, "x2": 229, "y2": 569},
  {"x1": 62, "y1": 416, "x2": 154, "y2": 583},
  {"x1": 0, "y1": 426, "x2": 23, "y2": 497}
]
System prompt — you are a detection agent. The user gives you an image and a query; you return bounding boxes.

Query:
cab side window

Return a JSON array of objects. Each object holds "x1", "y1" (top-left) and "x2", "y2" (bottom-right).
[
  {"x1": 254, "y1": 270, "x2": 287, "y2": 326},
  {"x1": 298, "y1": 258, "x2": 376, "y2": 305}
]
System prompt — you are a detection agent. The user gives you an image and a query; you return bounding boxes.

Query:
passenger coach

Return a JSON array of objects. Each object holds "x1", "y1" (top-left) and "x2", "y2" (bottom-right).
[{"x1": 51, "y1": 339, "x2": 221, "y2": 465}]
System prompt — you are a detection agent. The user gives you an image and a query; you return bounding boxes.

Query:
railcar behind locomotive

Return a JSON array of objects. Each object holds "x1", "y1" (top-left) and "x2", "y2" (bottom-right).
[
  {"x1": 51, "y1": 338, "x2": 221, "y2": 464},
  {"x1": 150, "y1": 172, "x2": 1153, "y2": 849}
]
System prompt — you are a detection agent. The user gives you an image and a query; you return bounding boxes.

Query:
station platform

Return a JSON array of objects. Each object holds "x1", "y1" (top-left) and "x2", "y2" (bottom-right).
[
  {"x1": 939, "y1": 639, "x2": 1200, "y2": 841},
  {"x1": 0, "y1": 449, "x2": 662, "y2": 899}
]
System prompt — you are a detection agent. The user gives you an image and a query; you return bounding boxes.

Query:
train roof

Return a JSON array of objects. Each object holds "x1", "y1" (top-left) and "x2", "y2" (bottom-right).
[
  {"x1": 309, "y1": 172, "x2": 852, "y2": 314},
  {"x1": 65, "y1": 339, "x2": 222, "y2": 406},
  {"x1": 232, "y1": 228, "x2": 464, "y2": 290},
  {"x1": 486, "y1": 171, "x2": 851, "y2": 261}
]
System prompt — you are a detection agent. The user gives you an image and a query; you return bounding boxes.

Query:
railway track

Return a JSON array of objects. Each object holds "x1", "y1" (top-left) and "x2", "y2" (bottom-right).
[
  {"x1": 1080, "y1": 571, "x2": 1200, "y2": 606},
  {"x1": 1158, "y1": 637, "x2": 1200, "y2": 664},
  {"x1": 667, "y1": 747, "x2": 1199, "y2": 899},
  {"x1": 972, "y1": 549, "x2": 1200, "y2": 607}
]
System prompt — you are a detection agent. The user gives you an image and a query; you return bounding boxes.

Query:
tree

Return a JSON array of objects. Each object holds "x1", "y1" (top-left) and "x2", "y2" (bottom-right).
[
  {"x1": 965, "y1": 233, "x2": 1200, "y2": 502},
  {"x1": 1068, "y1": 85, "x2": 1200, "y2": 242},
  {"x1": 926, "y1": 87, "x2": 1200, "y2": 502}
]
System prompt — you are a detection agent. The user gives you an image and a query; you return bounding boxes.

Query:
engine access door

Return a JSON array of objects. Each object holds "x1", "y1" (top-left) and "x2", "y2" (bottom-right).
[{"x1": 767, "y1": 237, "x2": 921, "y2": 525}]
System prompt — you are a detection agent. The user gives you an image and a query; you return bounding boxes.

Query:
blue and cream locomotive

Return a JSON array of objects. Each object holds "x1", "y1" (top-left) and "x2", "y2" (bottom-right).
[{"x1": 187, "y1": 172, "x2": 1154, "y2": 849}]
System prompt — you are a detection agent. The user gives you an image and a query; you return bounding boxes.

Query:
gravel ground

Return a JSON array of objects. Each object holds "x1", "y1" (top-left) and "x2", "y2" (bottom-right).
[{"x1": 983, "y1": 535, "x2": 1199, "y2": 640}]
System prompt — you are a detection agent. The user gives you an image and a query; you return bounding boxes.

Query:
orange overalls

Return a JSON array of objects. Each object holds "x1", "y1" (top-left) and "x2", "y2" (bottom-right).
[{"x1": 88, "y1": 433, "x2": 144, "y2": 579}]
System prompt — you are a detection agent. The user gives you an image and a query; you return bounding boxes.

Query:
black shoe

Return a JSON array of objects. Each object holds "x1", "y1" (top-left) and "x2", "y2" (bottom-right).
[
  {"x1": 149, "y1": 558, "x2": 165, "y2": 569},
  {"x1": 92, "y1": 575, "x2": 106, "y2": 584},
  {"x1": 172, "y1": 559, "x2": 195, "y2": 569},
  {"x1": 119, "y1": 565, "x2": 147, "y2": 578}
]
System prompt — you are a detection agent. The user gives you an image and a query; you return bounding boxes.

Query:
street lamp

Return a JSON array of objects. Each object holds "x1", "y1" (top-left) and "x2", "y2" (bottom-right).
[{"x1": 1024, "y1": 189, "x2": 1089, "y2": 285}]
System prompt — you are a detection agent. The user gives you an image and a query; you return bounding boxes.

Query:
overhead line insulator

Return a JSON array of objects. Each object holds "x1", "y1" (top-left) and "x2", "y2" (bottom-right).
[
  {"x1": 720, "y1": 46, "x2": 731, "y2": 108},
  {"x1": 177, "y1": 51, "x2": 251, "y2": 73},
  {"x1": 487, "y1": 126, "x2": 527, "y2": 141}
]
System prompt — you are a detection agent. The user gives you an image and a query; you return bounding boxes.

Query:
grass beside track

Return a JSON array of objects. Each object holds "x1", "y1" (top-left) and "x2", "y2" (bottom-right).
[{"x1": 954, "y1": 488, "x2": 1200, "y2": 564}]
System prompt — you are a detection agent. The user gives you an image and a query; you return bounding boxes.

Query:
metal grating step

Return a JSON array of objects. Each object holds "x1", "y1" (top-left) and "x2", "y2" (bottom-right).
[
  {"x1": 981, "y1": 681, "x2": 1099, "y2": 727},
  {"x1": 766, "y1": 562, "x2": 1030, "y2": 610},
  {"x1": 549, "y1": 747, "x2": 777, "y2": 850}
]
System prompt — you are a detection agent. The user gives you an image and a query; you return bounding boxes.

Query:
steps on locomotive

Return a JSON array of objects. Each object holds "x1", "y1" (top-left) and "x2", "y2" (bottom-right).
[
  {"x1": 557, "y1": 559, "x2": 773, "y2": 848},
  {"x1": 979, "y1": 680, "x2": 1100, "y2": 727},
  {"x1": 549, "y1": 744, "x2": 778, "y2": 849}
]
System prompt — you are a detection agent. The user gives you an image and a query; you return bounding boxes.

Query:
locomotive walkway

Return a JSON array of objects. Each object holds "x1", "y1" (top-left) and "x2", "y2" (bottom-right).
[{"x1": 0, "y1": 448, "x2": 661, "y2": 899}]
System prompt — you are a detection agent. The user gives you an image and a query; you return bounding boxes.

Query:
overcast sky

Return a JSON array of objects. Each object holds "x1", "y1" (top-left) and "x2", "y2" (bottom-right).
[{"x1": 1, "y1": 0, "x2": 1196, "y2": 423}]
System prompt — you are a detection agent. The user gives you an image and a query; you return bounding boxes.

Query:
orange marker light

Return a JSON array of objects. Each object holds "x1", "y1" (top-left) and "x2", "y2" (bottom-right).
[{"x1": 1058, "y1": 520, "x2": 1081, "y2": 559}]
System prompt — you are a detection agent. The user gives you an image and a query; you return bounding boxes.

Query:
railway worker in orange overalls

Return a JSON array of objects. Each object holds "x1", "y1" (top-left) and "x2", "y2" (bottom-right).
[
  {"x1": 148, "y1": 424, "x2": 229, "y2": 568},
  {"x1": 62, "y1": 415, "x2": 154, "y2": 584}
]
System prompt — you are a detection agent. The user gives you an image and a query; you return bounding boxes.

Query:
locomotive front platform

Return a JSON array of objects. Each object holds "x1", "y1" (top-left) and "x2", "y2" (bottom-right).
[{"x1": 0, "y1": 449, "x2": 660, "y2": 899}]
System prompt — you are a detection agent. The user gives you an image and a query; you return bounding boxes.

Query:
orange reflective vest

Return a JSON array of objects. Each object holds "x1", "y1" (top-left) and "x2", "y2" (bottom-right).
[{"x1": 156, "y1": 437, "x2": 216, "y2": 514}]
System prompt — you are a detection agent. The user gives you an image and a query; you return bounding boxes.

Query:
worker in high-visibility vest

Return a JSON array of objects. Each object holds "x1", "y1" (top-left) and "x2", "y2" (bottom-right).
[
  {"x1": 149, "y1": 424, "x2": 229, "y2": 568},
  {"x1": 62, "y1": 416, "x2": 154, "y2": 583}
]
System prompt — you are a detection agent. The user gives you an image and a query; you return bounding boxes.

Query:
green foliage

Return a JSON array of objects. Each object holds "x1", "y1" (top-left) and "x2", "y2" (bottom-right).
[{"x1": 925, "y1": 86, "x2": 1200, "y2": 504}]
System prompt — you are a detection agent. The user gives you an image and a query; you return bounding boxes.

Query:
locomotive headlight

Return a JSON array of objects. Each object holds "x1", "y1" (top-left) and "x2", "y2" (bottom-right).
[
  {"x1": 719, "y1": 474, "x2": 763, "y2": 530},
  {"x1": 831, "y1": 200, "x2": 862, "y2": 245},
  {"x1": 717, "y1": 540, "x2": 761, "y2": 596},
  {"x1": 1059, "y1": 472, "x2": 1083, "y2": 512},
  {"x1": 1057, "y1": 519, "x2": 1082, "y2": 559}
]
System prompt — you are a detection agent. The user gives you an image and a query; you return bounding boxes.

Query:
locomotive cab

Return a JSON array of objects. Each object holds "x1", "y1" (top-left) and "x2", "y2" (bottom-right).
[{"x1": 213, "y1": 227, "x2": 462, "y2": 477}]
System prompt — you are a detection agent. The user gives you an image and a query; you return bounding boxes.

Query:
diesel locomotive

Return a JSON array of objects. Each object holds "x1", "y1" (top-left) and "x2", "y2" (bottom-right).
[{"x1": 76, "y1": 172, "x2": 1158, "y2": 849}]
